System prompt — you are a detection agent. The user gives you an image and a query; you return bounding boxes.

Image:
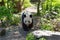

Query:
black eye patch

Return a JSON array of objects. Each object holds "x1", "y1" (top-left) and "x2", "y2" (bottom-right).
[
  {"x1": 24, "y1": 15, "x2": 26, "y2": 17},
  {"x1": 30, "y1": 15, "x2": 32, "y2": 18}
]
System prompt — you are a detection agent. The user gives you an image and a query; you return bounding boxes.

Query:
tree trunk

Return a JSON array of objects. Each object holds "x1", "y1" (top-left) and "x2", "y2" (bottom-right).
[
  {"x1": 0, "y1": 0, "x2": 5, "y2": 6},
  {"x1": 37, "y1": 0, "x2": 40, "y2": 16},
  {"x1": 15, "y1": 0, "x2": 23, "y2": 12}
]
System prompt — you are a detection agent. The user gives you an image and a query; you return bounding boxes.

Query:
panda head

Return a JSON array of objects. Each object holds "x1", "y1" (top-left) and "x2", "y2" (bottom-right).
[{"x1": 22, "y1": 11, "x2": 33, "y2": 26}]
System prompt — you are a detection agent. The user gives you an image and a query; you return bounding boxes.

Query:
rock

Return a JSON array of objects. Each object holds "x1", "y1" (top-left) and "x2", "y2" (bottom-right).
[
  {"x1": 54, "y1": 22, "x2": 60, "y2": 31},
  {"x1": 33, "y1": 17, "x2": 41, "y2": 30},
  {"x1": 32, "y1": 30, "x2": 52, "y2": 38},
  {"x1": 32, "y1": 30, "x2": 60, "y2": 38},
  {"x1": 0, "y1": 28, "x2": 6, "y2": 36}
]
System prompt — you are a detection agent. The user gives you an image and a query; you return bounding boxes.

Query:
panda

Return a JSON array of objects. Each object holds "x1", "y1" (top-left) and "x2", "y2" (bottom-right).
[{"x1": 22, "y1": 11, "x2": 33, "y2": 31}]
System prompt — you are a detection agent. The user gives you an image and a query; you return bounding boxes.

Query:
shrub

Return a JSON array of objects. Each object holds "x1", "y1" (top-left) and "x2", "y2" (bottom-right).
[
  {"x1": 41, "y1": 24, "x2": 53, "y2": 30},
  {"x1": 0, "y1": 6, "x2": 12, "y2": 19},
  {"x1": 40, "y1": 18, "x2": 53, "y2": 31},
  {"x1": 23, "y1": 0, "x2": 32, "y2": 8},
  {"x1": 0, "y1": 6, "x2": 13, "y2": 27},
  {"x1": 39, "y1": 38, "x2": 46, "y2": 40},
  {"x1": 26, "y1": 33, "x2": 35, "y2": 40},
  {"x1": 10, "y1": 14, "x2": 20, "y2": 25}
]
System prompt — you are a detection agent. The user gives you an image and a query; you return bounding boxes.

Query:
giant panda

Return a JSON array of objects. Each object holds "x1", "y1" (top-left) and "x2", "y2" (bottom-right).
[{"x1": 22, "y1": 11, "x2": 33, "y2": 31}]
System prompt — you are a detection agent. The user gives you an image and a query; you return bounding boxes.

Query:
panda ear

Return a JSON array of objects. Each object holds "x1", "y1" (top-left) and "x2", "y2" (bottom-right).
[{"x1": 24, "y1": 15, "x2": 26, "y2": 17}]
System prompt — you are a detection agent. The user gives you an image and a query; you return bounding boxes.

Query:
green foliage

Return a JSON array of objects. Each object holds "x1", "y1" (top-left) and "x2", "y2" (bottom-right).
[
  {"x1": 40, "y1": 18, "x2": 53, "y2": 31},
  {"x1": 26, "y1": 33, "x2": 35, "y2": 40},
  {"x1": 41, "y1": 24, "x2": 53, "y2": 30},
  {"x1": 39, "y1": 38, "x2": 46, "y2": 40},
  {"x1": 0, "y1": 6, "x2": 20, "y2": 26},
  {"x1": 0, "y1": 6, "x2": 14, "y2": 22},
  {"x1": 6, "y1": 0, "x2": 15, "y2": 8},
  {"x1": 43, "y1": 0, "x2": 60, "y2": 11},
  {"x1": 10, "y1": 14, "x2": 20, "y2": 25},
  {"x1": 0, "y1": 6, "x2": 13, "y2": 27},
  {"x1": 39, "y1": 0, "x2": 60, "y2": 20},
  {"x1": 23, "y1": 0, "x2": 32, "y2": 8},
  {"x1": 52, "y1": 0, "x2": 60, "y2": 7},
  {"x1": 42, "y1": 0, "x2": 51, "y2": 11},
  {"x1": 0, "y1": 6, "x2": 11, "y2": 19},
  {"x1": 57, "y1": 13, "x2": 60, "y2": 18}
]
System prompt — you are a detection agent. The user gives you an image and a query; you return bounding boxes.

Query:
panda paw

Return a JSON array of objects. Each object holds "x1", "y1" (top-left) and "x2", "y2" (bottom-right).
[{"x1": 23, "y1": 29, "x2": 29, "y2": 31}]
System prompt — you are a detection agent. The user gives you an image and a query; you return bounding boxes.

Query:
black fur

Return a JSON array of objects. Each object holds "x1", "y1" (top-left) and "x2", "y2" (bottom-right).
[{"x1": 22, "y1": 13, "x2": 33, "y2": 31}]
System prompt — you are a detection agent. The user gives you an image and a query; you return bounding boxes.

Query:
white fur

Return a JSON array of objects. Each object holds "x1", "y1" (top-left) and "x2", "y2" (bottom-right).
[{"x1": 23, "y1": 11, "x2": 32, "y2": 26}]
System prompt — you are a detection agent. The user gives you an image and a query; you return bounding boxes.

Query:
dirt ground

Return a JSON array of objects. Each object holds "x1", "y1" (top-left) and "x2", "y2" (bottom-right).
[{"x1": 0, "y1": 24, "x2": 28, "y2": 40}]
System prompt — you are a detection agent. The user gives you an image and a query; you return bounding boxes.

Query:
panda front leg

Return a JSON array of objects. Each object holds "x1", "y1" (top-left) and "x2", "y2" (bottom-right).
[
  {"x1": 28, "y1": 23, "x2": 33, "y2": 30},
  {"x1": 22, "y1": 23, "x2": 29, "y2": 31}
]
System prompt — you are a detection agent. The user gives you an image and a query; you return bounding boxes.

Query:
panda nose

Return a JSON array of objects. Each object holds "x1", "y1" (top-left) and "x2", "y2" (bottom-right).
[{"x1": 28, "y1": 21, "x2": 30, "y2": 23}]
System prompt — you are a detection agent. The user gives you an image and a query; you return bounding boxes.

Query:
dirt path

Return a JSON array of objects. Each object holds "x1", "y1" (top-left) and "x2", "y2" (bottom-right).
[{"x1": 0, "y1": 24, "x2": 28, "y2": 40}]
